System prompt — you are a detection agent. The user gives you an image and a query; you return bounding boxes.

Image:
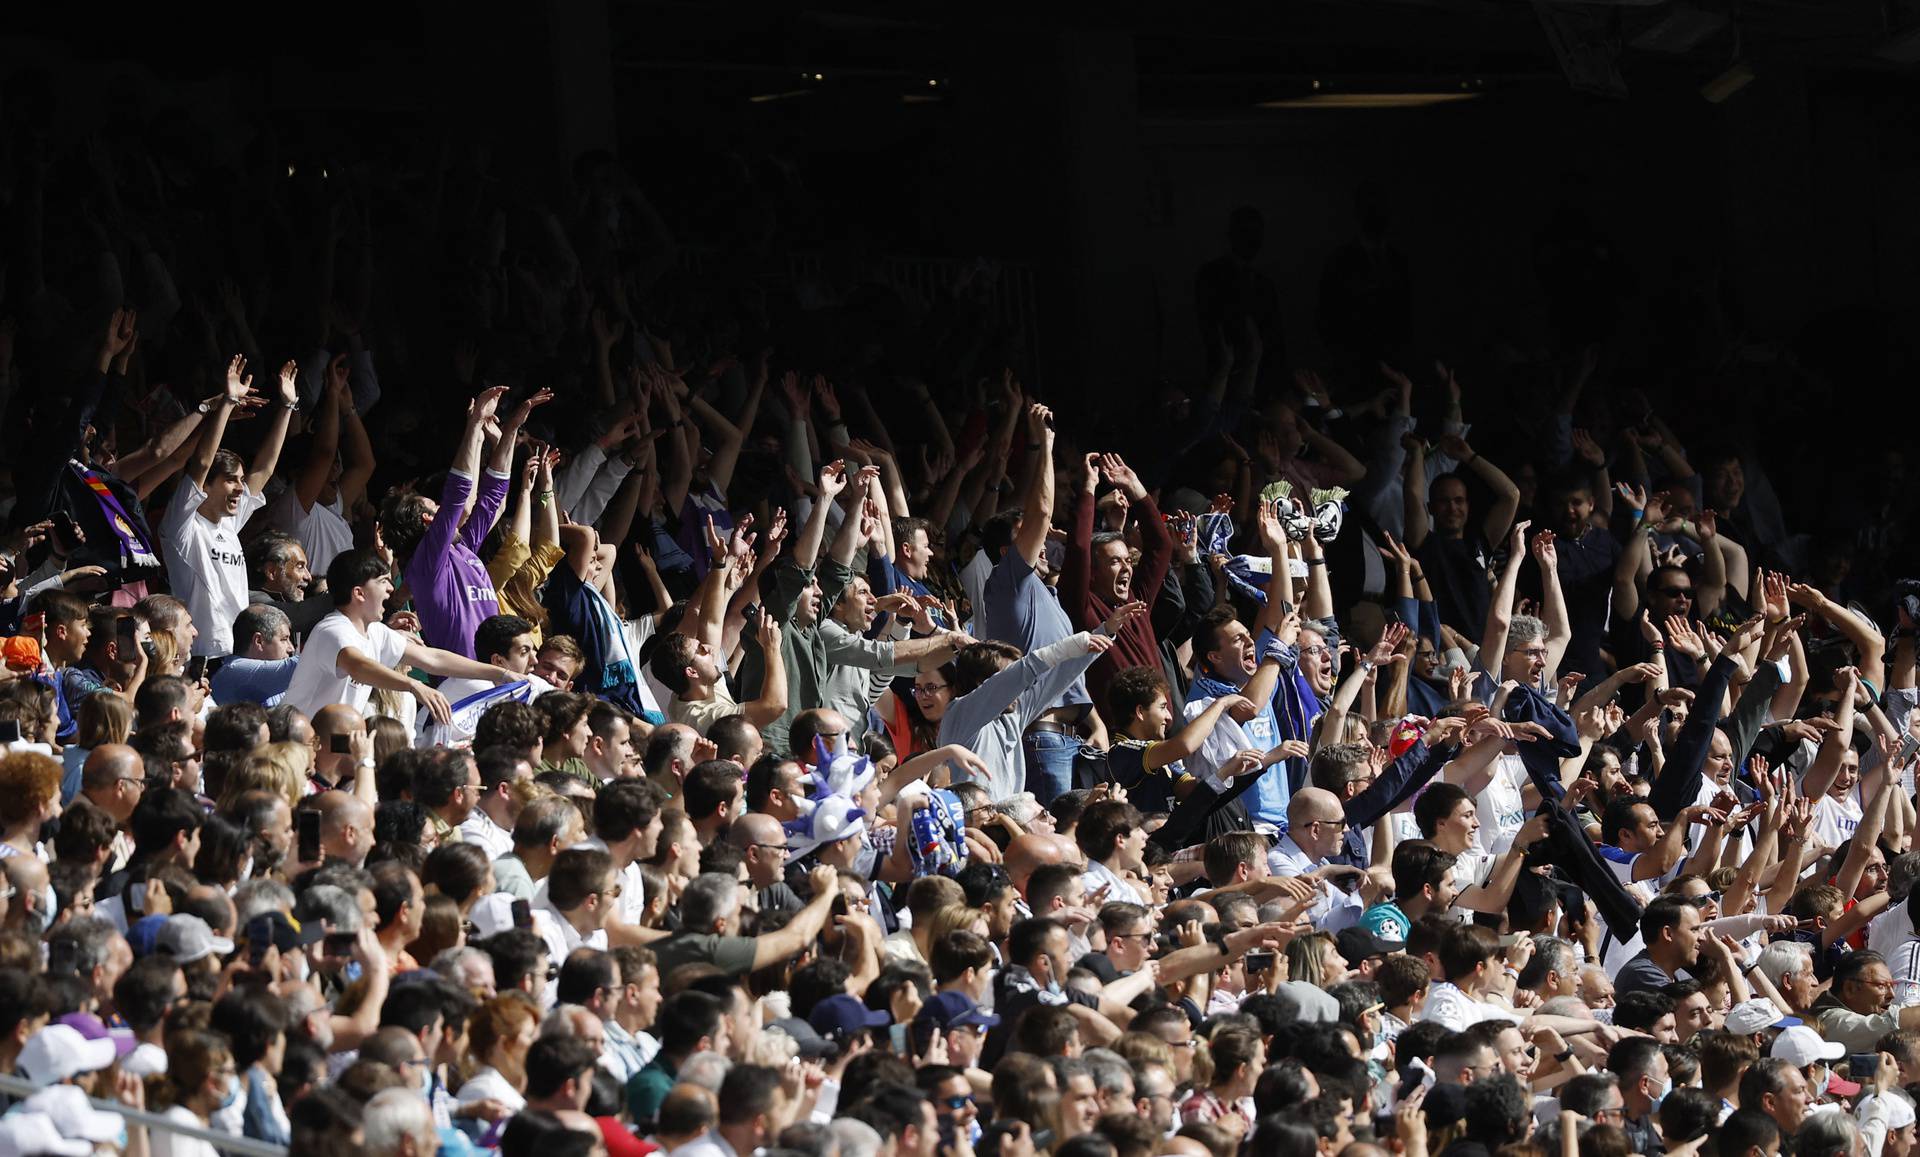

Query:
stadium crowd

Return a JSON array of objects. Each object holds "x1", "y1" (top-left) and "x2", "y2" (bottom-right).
[{"x1": 0, "y1": 78, "x2": 1915, "y2": 1157}]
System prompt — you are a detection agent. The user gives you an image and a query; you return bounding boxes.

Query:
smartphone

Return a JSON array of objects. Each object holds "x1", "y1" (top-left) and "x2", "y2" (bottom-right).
[
  {"x1": 128, "y1": 882, "x2": 147, "y2": 916},
  {"x1": 329, "y1": 733, "x2": 352, "y2": 755},
  {"x1": 1031, "y1": 1131, "x2": 1055, "y2": 1152},
  {"x1": 889, "y1": 1023, "x2": 910, "y2": 1055},
  {"x1": 51, "y1": 512, "x2": 79, "y2": 552},
  {"x1": 512, "y1": 899, "x2": 533, "y2": 930},
  {"x1": 1852, "y1": 1053, "x2": 1880, "y2": 1080},
  {"x1": 117, "y1": 617, "x2": 137, "y2": 643},
  {"x1": 322, "y1": 930, "x2": 358, "y2": 958},
  {"x1": 0, "y1": 720, "x2": 19, "y2": 745},
  {"x1": 247, "y1": 916, "x2": 273, "y2": 969},
  {"x1": 830, "y1": 892, "x2": 849, "y2": 920},
  {"x1": 48, "y1": 938, "x2": 79, "y2": 974},
  {"x1": 185, "y1": 655, "x2": 208, "y2": 683},
  {"x1": 297, "y1": 810, "x2": 322, "y2": 864},
  {"x1": 1245, "y1": 950, "x2": 1276, "y2": 973},
  {"x1": 1498, "y1": 932, "x2": 1527, "y2": 947}
]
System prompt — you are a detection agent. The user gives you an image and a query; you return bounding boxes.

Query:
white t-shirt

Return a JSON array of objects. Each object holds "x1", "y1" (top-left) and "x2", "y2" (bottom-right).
[
  {"x1": 1474, "y1": 754, "x2": 1529, "y2": 857},
  {"x1": 266, "y1": 489, "x2": 355, "y2": 578},
  {"x1": 153, "y1": 1106, "x2": 221, "y2": 1157},
  {"x1": 162, "y1": 478, "x2": 267, "y2": 656},
  {"x1": 283, "y1": 612, "x2": 410, "y2": 720},
  {"x1": 1813, "y1": 792, "x2": 1863, "y2": 851}
]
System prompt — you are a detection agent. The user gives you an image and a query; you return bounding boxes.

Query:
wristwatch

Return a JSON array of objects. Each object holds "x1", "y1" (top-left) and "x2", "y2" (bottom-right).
[
  {"x1": 359, "y1": 757, "x2": 376, "y2": 771},
  {"x1": 197, "y1": 400, "x2": 213, "y2": 414}
]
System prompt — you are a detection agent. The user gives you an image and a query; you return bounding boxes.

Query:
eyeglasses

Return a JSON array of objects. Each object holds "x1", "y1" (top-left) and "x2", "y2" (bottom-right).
[
  {"x1": 1518, "y1": 647, "x2": 1549, "y2": 658},
  {"x1": 911, "y1": 684, "x2": 950, "y2": 698},
  {"x1": 942, "y1": 1095, "x2": 976, "y2": 1111},
  {"x1": 599, "y1": 883, "x2": 624, "y2": 899},
  {"x1": 1109, "y1": 932, "x2": 1154, "y2": 943},
  {"x1": 1165, "y1": 1038, "x2": 1199, "y2": 1050},
  {"x1": 1653, "y1": 587, "x2": 1694, "y2": 599},
  {"x1": 1300, "y1": 645, "x2": 1331, "y2": 658},
  {"x1": 748, "y1": 843, "x2": 790, "y2": 857}
]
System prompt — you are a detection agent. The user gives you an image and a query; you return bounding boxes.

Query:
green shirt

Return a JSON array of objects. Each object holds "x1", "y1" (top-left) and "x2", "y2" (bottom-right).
[
  {"x1": 626, "y1": 1053, "x2": 679, "y2": 1123},
  {"x1": 651, "y1": 931, "x2": 760, "y2": 978},
  {"x1": 537, "y1": 756, "x2": 595, "y2": 785}
]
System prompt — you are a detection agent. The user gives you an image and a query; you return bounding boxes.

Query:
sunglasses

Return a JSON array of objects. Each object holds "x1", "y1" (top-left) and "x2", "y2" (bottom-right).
[{"x1": 942, "y1": 1095, "x2": 975, "y2": 1111}]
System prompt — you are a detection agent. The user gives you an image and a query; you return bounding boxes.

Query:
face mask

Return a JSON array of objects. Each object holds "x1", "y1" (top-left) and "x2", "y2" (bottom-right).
[
  {"x1": 1813, "y1": 1067, "x2": 1830, "y2": 1097},
  {"x1": 217, "y1": 1073, "x2": 242, "y2": 1111},
  {"x1": 1651, "y1": 1076, "x2": 1672, "y2": 1111}
]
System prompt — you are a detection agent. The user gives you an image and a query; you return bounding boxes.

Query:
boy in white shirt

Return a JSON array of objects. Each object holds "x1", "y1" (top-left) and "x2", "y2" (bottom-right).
[
  {"x1": 163, "y1": 355, "x2": 298, "y2": 657},
  {"x1": 283, "y1": 548, "x2": 519, "y2": 723}
]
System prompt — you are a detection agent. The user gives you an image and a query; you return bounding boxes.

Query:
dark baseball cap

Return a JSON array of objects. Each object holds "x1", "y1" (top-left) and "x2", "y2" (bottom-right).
[
  {"x1": 809, "y1": 994, "x2": 890, "y2": 1040},
  {"x1": 1335, "y1": 926, "x2": 1404, "y2": 968}
]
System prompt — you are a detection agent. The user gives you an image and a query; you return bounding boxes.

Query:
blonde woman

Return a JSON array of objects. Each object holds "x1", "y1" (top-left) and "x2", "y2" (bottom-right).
[
  {"x1": 369, "y1": 716, "x2": 410, "y2": 768},
  {"x1": 217, "y1": 742, "x2": 311, "y2": 813},
  {"x1": 62, "y1": 691, "x2": 133, "y2": 805}
]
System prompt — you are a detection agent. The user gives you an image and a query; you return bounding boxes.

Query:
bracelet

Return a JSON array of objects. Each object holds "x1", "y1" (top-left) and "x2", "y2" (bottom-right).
[
  {"x1": 1555, "y1": 1048, "x2": 1575, "y2": 1063},
  {"x1": 1650, "y1": 641, "x2": 1665, "y2": 650},
  {"x1": 1306, "y1": 558, "x2": 1327, "y2": 567},
  {"x1": 284, "y1": 400, "x2": 300, "y2": 411}
]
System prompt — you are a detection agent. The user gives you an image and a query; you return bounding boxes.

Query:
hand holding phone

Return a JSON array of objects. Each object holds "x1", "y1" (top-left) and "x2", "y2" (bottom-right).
[{"x1": 297, "y1": 810, "x2": 322, "y2": 864}]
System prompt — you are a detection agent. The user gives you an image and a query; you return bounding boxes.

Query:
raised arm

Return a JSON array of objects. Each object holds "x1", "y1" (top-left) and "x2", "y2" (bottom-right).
[
  {"x1": 295, "y1": 358, "x2": 348, "y2": 511},
  {"x1": 1612, "y1": 484, "x2": 1652, "y2": 620},
  {"x1": 1532, "y1": 531, "x2": 1572, "y2": 680},
  {"x1": 245, "y1": 361, "x2": 300, "y2": 496},
  {"x1": 1479, "y1": 520, "x2": 1532, "y2": 675},
  {"x1": 1439, "y1": 433, "x2": 1522, "y2": 548},
  {"x1": 1789, "y1": 582, "x2": 1887, "y2": 690},
  {"x1": 793, "y1": 462, "x2": 850, "y2": 571},
  {"x1": 185, "y1": 355, "x2": 254, "y2": 490},
  {"x1": 1800, "y1": 666, "x2": 1861, "y2": 801},
  {"x1": 1013, "y1": 404, "x2": 1056, "y2": 569},
  {"x1": 704, "y1": 353, "x2": 766, "y2": 496},
  {"x1": 741, "y1": 615, "x2": 788, "y2": 727},
  {"x1": 1402, "y1": 436, "x2": 1432, "y2": 551}
]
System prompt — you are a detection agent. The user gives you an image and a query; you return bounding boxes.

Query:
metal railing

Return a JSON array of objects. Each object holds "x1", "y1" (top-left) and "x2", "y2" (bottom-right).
[{"x1": 0, "y1": 1073, "x2": 288, "y2": 1157}]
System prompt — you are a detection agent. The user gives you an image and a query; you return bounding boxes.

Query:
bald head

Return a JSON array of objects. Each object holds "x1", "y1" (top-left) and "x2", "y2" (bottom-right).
[
  {"x1": 1006, "y1": 834, "x2": 1070, "y2": 895},
  {"x1": 313, "y1": 704, "x2": 360, "y2": 734},
  {"x1": 729, "y1": 812, "x2": 790, "y2": 887},
  {"x1": 728, "y1": 813, "x2": 787, "y2": 850},
  {"x1": 1287, "y1": 786, "x2": 1347, "y2": 860},
  {"x1": 82, "y1": 745, "x2": 143, "y2": 792},
  {"x1": 313, "y1": 793, "x2": 375, "y2": 865}
]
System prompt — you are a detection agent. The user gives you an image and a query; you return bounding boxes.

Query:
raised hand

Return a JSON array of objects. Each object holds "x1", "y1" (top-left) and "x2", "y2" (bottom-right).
[
  {"x1": 1369, "y1": 623, "x2": 1411, "y2": 666},
  {"x1": 224, "y1": 355, "x2": 254, "y2": 404},
  {"x1": 277, "y1": 360, "x2": 299, "y2": 406},
  {"x1": 509, "y1": 387, "x2": 556, "y2": 424},
  {"x1": 1615, "y1": 482, "x2": 1647, "y2": 513},
  {"x1": 1665, "y1": 615, "x2": 1706, "y2": 660},
  {"x1": 1570, "y1": 428, "x2": 1605, "y2": 467},
  {"x1": 818, "y1": 460, "x2": 850, "y2": 500},
  {"x1": 1438, "y1": 432, "x2": 1474, "y2": 463},
  {"x1": 1530, "y1": 529, "x2": 1558, "y2": 570},
  {"x1": 1026, "y1": 402, "x2": 1053, "y2": 440},
  {"x1": 1098, "y1": 453, "x2": 1146, "y2": 500},
  {"x1": 1080, "y1": 452, "x2": 1102, "y2": 496}
]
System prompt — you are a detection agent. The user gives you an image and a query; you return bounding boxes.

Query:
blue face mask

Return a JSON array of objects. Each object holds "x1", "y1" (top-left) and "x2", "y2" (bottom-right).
[
  {"x1": 1651, "y1": 1076, "x2": 1673, "y2": 1111},
  {"x1": 217, "y1": 1073, "x2": 242, "y2": 1111}
]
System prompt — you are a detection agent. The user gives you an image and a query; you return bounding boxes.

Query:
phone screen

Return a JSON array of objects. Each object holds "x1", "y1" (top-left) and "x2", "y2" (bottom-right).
[
  {"x1": 329, "y1": 733, "x2": 352, "y2": 755},
  {"x1": 512, "y1": 900, "x2": 533, "y2": 929},
  {"x1": 0, "y1": 720, "x2": 20, "y2": 745},
  {"x1": 297, "y1": 811, "x2": 322, "y2": 863}
]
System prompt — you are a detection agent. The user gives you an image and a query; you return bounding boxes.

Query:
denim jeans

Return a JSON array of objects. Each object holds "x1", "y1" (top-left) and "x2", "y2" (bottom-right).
[{"x1": 1023, "y1": 728, "x2": 1079, "y2": 806}]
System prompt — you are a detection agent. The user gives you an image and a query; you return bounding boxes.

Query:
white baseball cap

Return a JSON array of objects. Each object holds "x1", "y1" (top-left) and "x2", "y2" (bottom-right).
[
  {"x1": 157, "y1": 914, "x2": 235, "y2": 964},
  {"x1": 1725, "y1": 998, "x2": 1800, "y2": 1035},
  {"x1": 24, "y1": 1084, "x2": 126, "y2": 1144},
  {"x1": 1771, "y1": 1024, "x2": 1846, "y2": 1067},
  {"x1": 17, "y1": 1024, "x2": 118, "y2": 1087},
  {"x1": 0, "y1": 1112, "x2": 90, "y2": 1157},
  {"x1": 1860, "y1": 1092, "x2": 1919, "y2": 1131},
  {"x1": 469, "y1": 893, "x2": 520, "y2": 940}
]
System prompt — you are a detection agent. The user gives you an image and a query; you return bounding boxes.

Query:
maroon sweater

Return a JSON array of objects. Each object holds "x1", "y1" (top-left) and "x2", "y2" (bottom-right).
[{"x1": 1059, "y1": 489, "x2": 1174, "y2": 716}]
